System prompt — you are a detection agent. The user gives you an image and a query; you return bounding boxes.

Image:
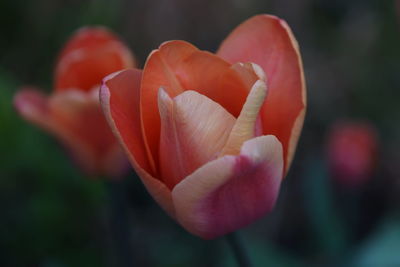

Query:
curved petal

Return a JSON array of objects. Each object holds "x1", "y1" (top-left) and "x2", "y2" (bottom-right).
[
  {"x1": 55, "y1": 27, "x2": 136, "y2": 92},
  {"x1": 217, "y1": 14, "x2": 306, "y2": 174},
  {"x1": 100, "y1": 69, "x2": 174, "y2": 216},
  {"x1": 140, "y1": 40, "x2": 259, "y2": 172},
  {"x1": 172, "y1": 135, "x2": 283, "y2": 239},
  {"x1": 158, "y1": 89, "x2": 235, "y2": 189},
  {"x1": 139, "y1": 41, "x2": 196, "y2": 173},
  {"x1": 221, "y1": 79, "x2": 267, "y2": 156}
]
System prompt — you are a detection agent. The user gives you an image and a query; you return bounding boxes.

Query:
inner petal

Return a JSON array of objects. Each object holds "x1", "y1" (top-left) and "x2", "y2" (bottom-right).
[
  {"x1": 158, "y1": 89, "x2": 236, "y2": 189},
  {"x1": 140, "y1": 40, "x2": 259, "y2": 176},
  {"x1": 221, "y1": 79, "x2": 268, "y2": 156}
]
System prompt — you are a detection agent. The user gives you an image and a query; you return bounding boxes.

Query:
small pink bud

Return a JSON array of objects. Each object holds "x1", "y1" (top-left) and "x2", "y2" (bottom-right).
[{"x1": 327, "y1": 121, "x2": 379, "y2": 187}]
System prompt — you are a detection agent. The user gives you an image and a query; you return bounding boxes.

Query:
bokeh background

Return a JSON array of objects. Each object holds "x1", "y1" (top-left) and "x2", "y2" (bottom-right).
[{"x1": 1, "y1": 0, "x2": 400, "y2": 266}]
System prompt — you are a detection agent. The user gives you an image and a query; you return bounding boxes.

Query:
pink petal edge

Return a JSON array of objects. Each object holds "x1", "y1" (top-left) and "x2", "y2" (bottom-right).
[
  {"x1": 14, "y1": 88, "x2": 52, "y2": 129},
  {"x1": 172, "y1": 135, "x2": 283, "y2": 239}
]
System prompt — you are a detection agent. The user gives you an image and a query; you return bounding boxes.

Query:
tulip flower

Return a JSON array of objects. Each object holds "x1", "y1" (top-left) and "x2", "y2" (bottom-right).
[
  {"x1": 327, "y1": 121, "x2": 378, "y2": 187},
  {"x1": 101, "y1": 15, "x2": 306, "y2": 238},
  {"x1": 14, "y1": 27, "x2": 135, "y2": 177}
]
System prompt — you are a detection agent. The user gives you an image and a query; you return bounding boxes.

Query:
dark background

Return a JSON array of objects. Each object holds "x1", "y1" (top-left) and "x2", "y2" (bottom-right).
[{"x1": 1, "y1": 0, "x2": 399, "y2": 266}]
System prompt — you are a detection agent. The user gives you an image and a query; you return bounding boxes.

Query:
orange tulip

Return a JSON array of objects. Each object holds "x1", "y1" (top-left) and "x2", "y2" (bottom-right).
[
  {"x1": 100, "y1": 15, "x2": 306, "y2": 238},
  {"x1": 14, "y1": 27, "x2": 135, "y2": 177},
  {"x1": 327, "y1": 121, "x2": 378, "y2": 187}
]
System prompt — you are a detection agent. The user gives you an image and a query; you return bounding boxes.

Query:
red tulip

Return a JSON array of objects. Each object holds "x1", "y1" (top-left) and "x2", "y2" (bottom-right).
[
  {"x1": 14, "y1": 27, "x2": 135, "y2": 177},
  {"x1": 100, "y1": 15, "x2": 306, "y2": 238},
  {"x1": 327, "y1": 121, "x2": 378, "y2": 187}
]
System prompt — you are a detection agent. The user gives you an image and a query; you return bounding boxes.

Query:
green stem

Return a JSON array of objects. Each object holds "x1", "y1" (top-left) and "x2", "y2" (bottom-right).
[
  {"x1": 106, "y1": 180, "x2": 135, "y2": 267},
  {"x1": 226, "y1": 232, "x2": 253, "y2": 267}
]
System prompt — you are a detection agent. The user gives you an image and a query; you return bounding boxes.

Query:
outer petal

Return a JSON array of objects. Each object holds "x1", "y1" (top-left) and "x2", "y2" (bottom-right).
[
  {"x1": 158, "y1": 89, "x2": 236, "y2": 189},
  {"x1": 100, "y1": 69, "x2": 174, "y2": 216},
  {"x1": 140, "y1": 40, "x2": 258, "y2": 172},
  {"x1": 55, "y1": 27, "x2": 136, "y2": 92},
  {"x1": 172, "y1": 135, "x2": 283, "y2": 239},
  {"x1": 14, "y1": 87, "x2": 126, "y2": 177},
  {"x1": 217, "y1": 15, "x2": 306, "y2": 173}
]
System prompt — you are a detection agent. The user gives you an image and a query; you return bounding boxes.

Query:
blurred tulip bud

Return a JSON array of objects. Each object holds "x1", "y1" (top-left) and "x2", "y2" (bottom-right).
[
  {"x1": 327, "y1": 121, "x2": 378, "y2": 187},
  {"x1": 14, "y1": 27, "x2": 136, "y2": 178}
]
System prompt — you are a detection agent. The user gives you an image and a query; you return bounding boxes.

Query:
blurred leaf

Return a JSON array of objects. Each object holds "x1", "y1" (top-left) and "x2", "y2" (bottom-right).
[
  {"x1": 351, "y1": 217, "x2": 400, "y2": 267},
  {"x1": 303, "y1": 156, "x2": 348, "y2": 259},
  {"x1": 220, "y1": 233, "x2": 305, "y2": 267},
  {"x1": 0, "y1": 68, "x2": 107, "y2": 267}
]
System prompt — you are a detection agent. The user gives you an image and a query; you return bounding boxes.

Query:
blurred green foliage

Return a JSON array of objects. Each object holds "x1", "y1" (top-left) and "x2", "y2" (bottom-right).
[{"x1": 0, "y1": 70, "x2": 107, "y2": 266}]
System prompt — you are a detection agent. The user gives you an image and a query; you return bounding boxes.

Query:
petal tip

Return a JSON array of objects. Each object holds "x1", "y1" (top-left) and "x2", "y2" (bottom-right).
[
  {"x1": 99, "y1": 82, "x2": 111, "y2": 109},
  {"x1": 13, "y1": 88, "x2": 48, "y2": 119},
  {"x1": 250, "y1": 63, "x2": 267, "y2": 82},
  {"x1": 102, "y1": 69, "x2": 127, "y2": 84},
  {"x1": 157, "y1": 87, "x2": 173, "y2": 116}
]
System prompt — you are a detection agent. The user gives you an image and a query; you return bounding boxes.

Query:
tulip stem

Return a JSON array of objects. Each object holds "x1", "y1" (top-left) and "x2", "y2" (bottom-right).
[
  {"x1": 106, "y1": 180, "x2": 135, "y2": 267},
  {"x1": 226, "y1": 232, "x2": 252, "y2": 267}
]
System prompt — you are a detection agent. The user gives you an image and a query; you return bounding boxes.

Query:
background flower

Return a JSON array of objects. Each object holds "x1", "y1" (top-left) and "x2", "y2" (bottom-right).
[
  {"x1": 327, "y1": 121, "x2": 378, "y2": 187},
  {"x1": 14, "y1": 27, "x2": 135, "y2": 177}
]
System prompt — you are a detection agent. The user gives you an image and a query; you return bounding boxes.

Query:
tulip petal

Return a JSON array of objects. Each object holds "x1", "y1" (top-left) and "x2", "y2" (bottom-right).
[
  {"x1": 141, "y1": 40, "x2": 259, "y2": 172},
  {"x1": 172, "y1": 135, "x2": 283, "y2": 239},
  {"x1": 158, "y1": 89, "x2": 236, "y2": 189},
  {"x1": 139, "y1": 41, "x2": 196, "y2": 173},
  {"x1": 221, "y1": 79, "x2": 267, "y2": 156},
  {"x1": 55, "y1": 27, "x2": 136, "y2": 92},
  {"x1": 100, "y1": 69, "x2": 174, "y2": 216},
  {"x1": 217, "y1": 15, "x2": 306, "y2": 173}
]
